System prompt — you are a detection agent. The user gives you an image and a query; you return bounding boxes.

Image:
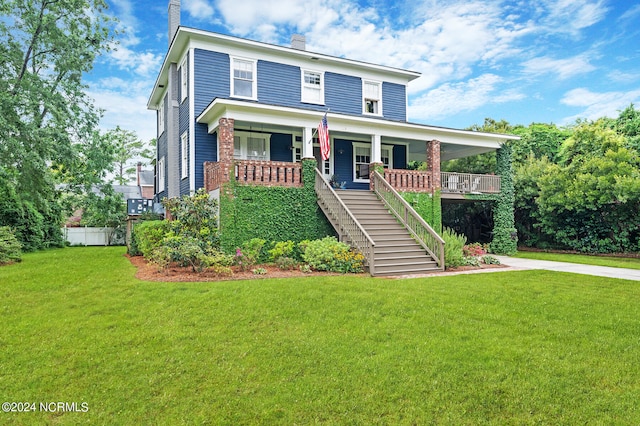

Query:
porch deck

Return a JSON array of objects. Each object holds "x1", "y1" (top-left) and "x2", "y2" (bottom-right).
[{"x1": 204, "y1": 160, "x2": 501, "y2": 194}]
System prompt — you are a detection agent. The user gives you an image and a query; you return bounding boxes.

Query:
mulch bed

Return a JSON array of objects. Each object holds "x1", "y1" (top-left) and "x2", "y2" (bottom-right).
[{"x1": 127, "y1": 255, "x2": 505, "y2": 282}]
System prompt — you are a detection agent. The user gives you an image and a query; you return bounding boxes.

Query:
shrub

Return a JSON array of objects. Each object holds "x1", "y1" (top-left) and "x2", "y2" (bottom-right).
[
  {"x1": 463, "y1": 243, "x2": 488, "y2": 257},
  {"x1": 299, "y1": 236, "x2": 364, "y2": 273},
  {"x1": 482, "y1": 255, "x2": 501, "y2": 265},
  {"x1": 252, "y1": 267, "x2": 267, "y2": 275},
  {"x1": 442, "y1": 227, "x2": 466, "y2": 268},
  {"x1": 463, "y1": 256, "x2": 480, "y2": 267},
  {"x1": 275, "y1": 256, "x2": 299, "y2": 270},
  {"x1": 0, "y1": 226, "x2": 22, "y2": 265},
  {"x1": 235, "y1": 238, "x2": 266, "y2": 271},
  {"x1": 134, "y1": 220, "x2": 169, "y2": 258},
  {"x1": 163, "y1": 188, "x2": 220, "y2": 249},
  {"x1": 268, "y1": 240, "x2": 295, "y2": 261}
]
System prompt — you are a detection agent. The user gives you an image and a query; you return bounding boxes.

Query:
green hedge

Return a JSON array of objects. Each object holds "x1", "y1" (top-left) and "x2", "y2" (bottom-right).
[
  {"x1": 219, "y1": 160, "x2": 334, "y2": 252},
  {"x1": 491, "y1": 145, "x2": 517, "y2": 254},
  {"x1": 400, "y1": 190, "x2": 442, "y2": 232}
]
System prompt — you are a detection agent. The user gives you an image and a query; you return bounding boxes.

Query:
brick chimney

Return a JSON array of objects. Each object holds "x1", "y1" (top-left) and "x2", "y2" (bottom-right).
[{"x1": 168, "y1": 0, "x2": 180, "y2": 45}]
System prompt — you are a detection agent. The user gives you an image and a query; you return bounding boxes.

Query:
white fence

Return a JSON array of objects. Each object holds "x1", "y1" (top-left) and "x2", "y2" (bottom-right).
[{"x1": 62, "y1": 226, "x2": 124, "y2": 246}]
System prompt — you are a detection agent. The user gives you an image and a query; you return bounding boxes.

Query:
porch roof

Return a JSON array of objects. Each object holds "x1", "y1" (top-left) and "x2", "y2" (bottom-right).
[{"x1": 196, "y1": 98, "x2": 519, "y2": 161}]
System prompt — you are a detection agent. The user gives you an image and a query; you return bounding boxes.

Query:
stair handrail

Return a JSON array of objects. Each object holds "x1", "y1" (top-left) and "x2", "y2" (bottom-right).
[
  {"x1": 372, "y1": 170, "x2": 445, "y2": 270},
  {"x1": 315, "y1": 169, "x2": 376, "y2": 275}
]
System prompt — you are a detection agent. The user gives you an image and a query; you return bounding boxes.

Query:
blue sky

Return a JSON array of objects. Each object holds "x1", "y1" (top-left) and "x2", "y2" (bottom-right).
[{"x1": 86, "y1": 0, "x2": 640, "y2": 143}]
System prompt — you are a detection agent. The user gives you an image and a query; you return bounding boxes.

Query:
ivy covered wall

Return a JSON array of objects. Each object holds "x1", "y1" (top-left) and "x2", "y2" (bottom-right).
[
  {"x1": 490, "y1": 144, "x2": 517, "y2": 254},
  {"x1": 219, "y1": 159, "x2": 334, "y2": 252},
  {"x1": 400, "y1": 190, "x2": 442, "y2": 232}
]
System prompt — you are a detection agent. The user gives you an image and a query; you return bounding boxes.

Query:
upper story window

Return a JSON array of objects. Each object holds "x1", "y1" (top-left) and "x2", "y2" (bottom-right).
[
  {"x1": 302, "y1": 70, "x2": 324, "y2": 104},
  {"x1": 231, "y1": 57, "x2": 257, "y2": 99},
  {"x1": 179, "y1": 57, "x2": 188, "y2": 103},
  {"x1": 363, "y1": 80, "x2": 382, "y2": 115},
  {"x1": 158, "y1": 97, "x2": 165, "y2": 135}
]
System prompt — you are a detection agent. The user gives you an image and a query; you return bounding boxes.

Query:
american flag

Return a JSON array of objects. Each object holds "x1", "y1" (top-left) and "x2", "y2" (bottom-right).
[{"x1": 318, "y1": 114, "x2": 330, "y2": 161}]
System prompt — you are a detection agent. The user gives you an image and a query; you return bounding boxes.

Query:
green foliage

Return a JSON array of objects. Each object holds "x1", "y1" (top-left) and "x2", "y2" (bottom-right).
[
  {"x1": 300, "y1": 236, "x2": 364, "y2": 273},
  {"x1": 105, "y1": 126, "x2": 153, "y2": 185},
  {"x1": 134, "y1": 220, "x2": 169, "y2": 258},
  {"x1": 163, "y1": 188, "x2": 220, "y2": 248},
  {"x1": 268, "y1": 240, "x2": 296, "y2": 261},
  {"x1": 400, "y1": 191, "x2": 442, "y2": 231},
  {"x1": 275, "y1": 256, "x2": 299, "y2": 270},
  {"x1": 234, "y1": 238, "x2": 266, "y2": 271},
  {"x1": 481, "y1": 255, "x2": 501, "y2": 265},
  {"x1": 442, "y1": 227, "x2": 466, "y2": 268},
  {"x1": 219, "y1": 159, "x2": 334, "y2": 252},
  {"x1": 491, "y1": 145, "x2": 517, "y2": 254},
  {"x1": 252, "y1": 267, "x2": 267, "y2": 275},
  {"x1": 511, "y1": 123, "x2": 571, "y2": 164},
  {"x1": 0, "y1": 226, "x2": 22, "y2": 265},
  {"x1": 0, "y1": 0, "x2": 116, "y2": 251}
]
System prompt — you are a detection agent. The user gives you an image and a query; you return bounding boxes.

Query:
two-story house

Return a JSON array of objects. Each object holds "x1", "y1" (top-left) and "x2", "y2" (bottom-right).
[{"x1": 148, "y1": 0, "x2": 518, "y2": 275}]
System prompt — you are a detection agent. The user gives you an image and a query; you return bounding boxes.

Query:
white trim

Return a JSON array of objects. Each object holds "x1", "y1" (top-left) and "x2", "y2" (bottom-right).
[
  {"x1": 381, "y1": 144, "x2": 394, "y2": 169},
  {"x1": 362, "y1": 79, "x2": 382, "y2": 116},
  {"x1": 230, "y1": 56, "x2": 257, "y2": 100},
  {"x1": 158, "y1": 156, "x2": 166, "y2": 192},
  {"x1": 301, "y1": 69, "x2": 324, "y2": 104},
  {"x1": 158, "y1": 97, "x2": 165, "y2": 135},
  {"x1": 179, "y1": 55, "x2": 188, "y2": 103},
  {"x1": 188, "y1": 48, "x2": 196, "y2": 192},
  {"x1": 180, "y1": 131, "x2": 188, "y2": 179}
]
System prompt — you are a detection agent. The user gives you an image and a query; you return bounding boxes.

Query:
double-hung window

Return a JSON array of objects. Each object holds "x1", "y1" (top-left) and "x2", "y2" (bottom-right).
[
  {"x1": 231, "y1": 57, "x2": 257, "y2": 99},
  {"x1": 363, "y1": 80, "x2": 381, "y2": 115},
  {"x1": 180, "y1": 132, "x2": 188, "y2": 179},
  {"x1": 353, "y1": 143, "x2": 371, "y2": 182},
  {"x1": 302, "y1": 70, "x2": 323, "y2": 104}
]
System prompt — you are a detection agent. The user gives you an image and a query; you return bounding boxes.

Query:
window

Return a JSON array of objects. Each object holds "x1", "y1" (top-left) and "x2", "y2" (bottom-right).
[
  {"x1": 180, "y1": 132, "x2": 188, "y2": 179},
  {"x1": 233, "y1": 131, "x2": 269, "y2": 161},
  {"x1": 158, "y1": 157, "x2": 165, "y2": 192},
  {"x1": 302, "y1": 70, "x2": 323, "y2": 104},
  {"x1": 313, "y1": 144, "x2": 331, "y2": 177},
  {"x1": 381, "y1": 145, "x2": 393, "y2": 169},
  {"x1": 179, "y1": 57, "x2": 187, "y2": 102},
  {"x1": 353, "y1": 143, "x2": 371, "y2": 182},
  {"x1": 292, "y1": 142, "x2": 302, "y2": 163},
  {"x1": 363, "y1": 80, "x2": 381, "y2": 115},
  {"x1": 158, "y1": 97, "x2": 165, "y2": 135},
  {"x1": 231, "y1": 57, "x2": 256, "y2": 99}
]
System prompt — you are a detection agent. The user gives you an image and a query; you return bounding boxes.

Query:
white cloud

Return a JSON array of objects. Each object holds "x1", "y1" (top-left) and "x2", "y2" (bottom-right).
[
  {"x1": 408, "y1": 74, "x2": 525, "y2": 122},
  {"x1": 89, "y1": 78, "x2": 157, "y2": 143},
  {"x1": 522, "y1": 54, "x2": 596, "y2": 79},
  {"x1": 108, "y1": 46, "x2": 163, "y2": 77},
  {"x1": 560, "y1": 87, "x2": 640, "y2": 123},
  {"x1": 540, "y1": 0, "x2": 608, "y2": 36},
  {"x1": 183, "y1": 0, "x2": 215, "y2": 20}
]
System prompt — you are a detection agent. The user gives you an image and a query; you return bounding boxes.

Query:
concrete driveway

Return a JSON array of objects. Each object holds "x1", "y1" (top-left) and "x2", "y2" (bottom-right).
[{"x1": 494, "y1": 256, "x2": 640, "y2": 281}]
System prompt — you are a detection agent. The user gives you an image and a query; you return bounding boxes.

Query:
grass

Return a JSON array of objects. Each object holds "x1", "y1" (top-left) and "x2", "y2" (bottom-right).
[
  {"x1": 1, "y1": 247, "x2": 640, "y2": 424},
  {"x1": 515, "y1": 250, "x2": 640, "y2": 270}
]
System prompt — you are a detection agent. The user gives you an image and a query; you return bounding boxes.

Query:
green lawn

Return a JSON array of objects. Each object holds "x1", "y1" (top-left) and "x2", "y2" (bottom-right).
[
  {"x1": 2, "y1": 247, "x2": 640, "y2": 424},
  {"x1": 515, "y1": 250, "x2": 640, "y2": 270}
]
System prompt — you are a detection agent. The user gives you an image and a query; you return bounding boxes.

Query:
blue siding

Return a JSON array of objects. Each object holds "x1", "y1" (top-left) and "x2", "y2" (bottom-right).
[
  {"x1": 383, "y1": 82, "x2": 406, "y2": 121},
  {"x1": 257, "y1": 61, "x2": 300, "y2": 107},
  {"x1": 393, "y1": 144, "x2": 407, "y2": 169},
  {"x1": 156, "y1": 99, "x2": 168, "y2": 201},
  {"x1": 193, "y1": 49, "x2": 230, "y2": 114},
  {"x1": 195, "y1": 125, "x2": 217, "y2": 190},
  {"x1": 325, "y1": 73, "x2": 362, "y2": 116},
  {"x1": 269, "y1": 133, "x2": 293, "y2": 162}
]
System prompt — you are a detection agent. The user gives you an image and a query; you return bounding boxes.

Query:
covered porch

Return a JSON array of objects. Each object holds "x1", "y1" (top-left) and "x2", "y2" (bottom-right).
[{"x1": 196, "y1": 99, "x2": 516, "y2": 194}]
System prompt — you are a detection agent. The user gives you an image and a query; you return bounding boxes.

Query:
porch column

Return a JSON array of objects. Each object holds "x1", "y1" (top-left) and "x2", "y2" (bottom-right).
[
  {"x1": 371, "y1": 134, "x2": 381, "y2": 163},
  {"x1": 302, "y1": 126, "x2": 314, "y2": 159},
  {"x1": 218, "y1": 117, "x2": 234, "y2": 186},
  {"x1": 427, "y1": 139, "x2": 441, "y2": 191}
]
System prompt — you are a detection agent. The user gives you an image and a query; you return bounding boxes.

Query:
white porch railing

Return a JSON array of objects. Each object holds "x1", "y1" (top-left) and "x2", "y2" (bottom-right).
[{"x1": 441, "y1": 172, "x2": 500, "y2": 194}]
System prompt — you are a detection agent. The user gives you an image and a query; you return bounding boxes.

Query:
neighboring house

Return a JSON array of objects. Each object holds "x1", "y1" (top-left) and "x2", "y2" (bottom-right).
[
  {"x1": 147, "y1": 0, "x2": 519, "y2": 275},
  {"x1": 136, "y1": 163, "x2": 154, "y2": 199}
]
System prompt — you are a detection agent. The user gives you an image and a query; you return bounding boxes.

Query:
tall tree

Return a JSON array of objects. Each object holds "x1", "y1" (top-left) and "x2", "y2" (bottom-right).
[
  {"x1": 0, "y1": 0, "x2": 116, "y2": 250},
  {"x1": 105, "y1": 126, "x2": 153, "y2": 185}
]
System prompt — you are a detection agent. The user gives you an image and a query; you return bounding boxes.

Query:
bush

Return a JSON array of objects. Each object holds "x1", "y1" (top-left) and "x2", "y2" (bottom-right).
[
  {"x1": 299, "y1": 236, "x2": 364, "y2": 273},
  {"x1": 0, "y1": 226, "x2": 22, "y2": 265},
  {"x1": 134, "y1": 220, "x2": 169, "y2": 258},
  {"x1": 275, "y1": 256, "x2": 299, "y2": 270},
  {"x1": 268, "y1": 240, "x2": 295, "y2": 261},
  {"x1": 482, "y1": 255, "x2": 501, "y2": 265},
  {"x1": 234, "y1": 238, "x2": 266, "y2": 271},
  {"x1": 463, "y1": 243, "x2": 488, "y2": 257},
  {"x1": 442, "y1": 227, "x2": 466, "y2": 268}
]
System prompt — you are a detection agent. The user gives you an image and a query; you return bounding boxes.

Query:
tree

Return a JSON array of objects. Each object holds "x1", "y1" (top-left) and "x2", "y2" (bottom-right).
[
  {"x1": 105, "y1": 126, "x2": 154, "y2": 185},
  {"x1": 0, "y1": 0, "x2": 116, "y2": 250}
]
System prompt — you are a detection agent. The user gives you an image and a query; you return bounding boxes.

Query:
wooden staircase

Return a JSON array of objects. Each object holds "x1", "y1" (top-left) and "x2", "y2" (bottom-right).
[{"x1": 333, "y1": 190, "x2": 440, "y2": 276}]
